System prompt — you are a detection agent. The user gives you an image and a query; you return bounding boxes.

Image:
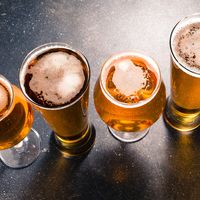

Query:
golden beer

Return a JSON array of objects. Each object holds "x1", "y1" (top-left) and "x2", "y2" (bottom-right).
[
  {"x1": 19, "y1": 43, "x2": 95, "y2": 157},
  {"x1": 0, "y1": 76, "x2": 33, "y2": 150},
  {"x1": 94, "y1": 52, "x2": 166, "y2": 142},
  {"x1": 164, "y1": 13, "x2": 200, "y2": 131}
]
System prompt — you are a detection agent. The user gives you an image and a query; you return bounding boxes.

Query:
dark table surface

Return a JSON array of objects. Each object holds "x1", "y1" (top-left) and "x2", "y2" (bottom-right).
[{"x1": 1, "y1": 0, "x2": 200, "y2": 199}]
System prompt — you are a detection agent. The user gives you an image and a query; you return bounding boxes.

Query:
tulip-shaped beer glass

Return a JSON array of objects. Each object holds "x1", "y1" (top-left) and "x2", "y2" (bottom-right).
[
  {"x1": 0, "y1": 75, "x2": 40, "y2": 168},
  {"x1": 94, "y1": 52, "x2": 166, "y2": 142}
]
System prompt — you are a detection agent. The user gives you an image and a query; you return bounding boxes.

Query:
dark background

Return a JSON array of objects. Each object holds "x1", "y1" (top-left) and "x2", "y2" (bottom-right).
[{"x1": 0, "y1": 0, "x2": 200, "y2": 199}]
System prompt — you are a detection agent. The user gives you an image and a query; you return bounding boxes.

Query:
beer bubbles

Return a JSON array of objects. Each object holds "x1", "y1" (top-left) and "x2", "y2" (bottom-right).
[{"x1": 24, "y1": 51, "x2": 85, "y2": 107}]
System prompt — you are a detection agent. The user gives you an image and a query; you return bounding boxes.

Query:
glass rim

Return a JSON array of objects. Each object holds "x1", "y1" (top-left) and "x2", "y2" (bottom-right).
[
  {"x1": 19, "y1": 42, "x2": 90, "y2": 111},
  {"x1": 0, "y1": 75, "x2": 14, "y2": 121},
  {"x1": 169, "y1": 12, "x2": 200, "y2": 78},
  {"x1": 99, "y1": 51, "x2": 162, "y2": 109}
]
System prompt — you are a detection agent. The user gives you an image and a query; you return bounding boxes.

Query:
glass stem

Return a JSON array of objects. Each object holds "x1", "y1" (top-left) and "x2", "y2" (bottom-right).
[{"x1": 13, "y1": 139, "x2": 27, "y2": 153}]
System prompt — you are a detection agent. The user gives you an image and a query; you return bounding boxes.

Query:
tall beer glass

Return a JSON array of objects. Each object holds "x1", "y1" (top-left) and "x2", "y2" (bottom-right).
[
  {"x1": 164, "y1": 13, "x2": 200, "y2": 131},
  {"x1": 0, "y1": 75, "x2": 40, "y2": 168},
  {"x1": 19, "y1": 43, "x2": 95, "y2": 157},
  {"x1": 94, "y1": 52, "x2": 166, "y2": 142}
]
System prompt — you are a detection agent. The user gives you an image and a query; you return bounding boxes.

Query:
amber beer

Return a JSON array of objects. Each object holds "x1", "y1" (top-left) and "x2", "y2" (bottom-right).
[
  {"x1": 164, "y1": 13, "x2": 200, "y2": 131},
  {"x1": 94, "y1": 52, "x2": 166, "y2": 142},
  {"x1": 19, "y1": 43, "x2": 94, "y2": 157},
  {"x1": 0, "y1": 76, "x2": 33, "y2": 150}
]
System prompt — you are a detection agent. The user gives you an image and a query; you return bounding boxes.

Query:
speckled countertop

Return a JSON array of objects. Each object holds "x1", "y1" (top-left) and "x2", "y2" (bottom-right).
[{"x1": 0, "y1": 0, "x2": 200, "y2": 199}]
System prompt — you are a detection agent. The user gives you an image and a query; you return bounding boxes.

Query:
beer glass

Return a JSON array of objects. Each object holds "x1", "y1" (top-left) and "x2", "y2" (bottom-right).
[
  {"x1": 94, "y1": 52, "x2": 166, "y2": 142},
  {"x1": 19, "y1": 43, "x2": 95, "y2": 157},
  {"x1": 0, "y1": 75, "x2": 40, "y2": 168},
  {"x1": 164, "y1": 13, "x2": 200, "y2": 131}
]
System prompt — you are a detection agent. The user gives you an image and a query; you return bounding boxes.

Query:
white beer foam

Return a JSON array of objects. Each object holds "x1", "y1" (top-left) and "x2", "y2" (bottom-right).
[
  {"x1": 112, "y1": 59, "x2": 146, "y2": 96},
  {"x1": 0, "y1": 83, "x2": 9, "y2": 112},
  {"x1": 27, "y1": 52, "x2": 85, "y2": 105},
  {"x1": 173, "y1": 22, "x2": 200, "y2": 74}
]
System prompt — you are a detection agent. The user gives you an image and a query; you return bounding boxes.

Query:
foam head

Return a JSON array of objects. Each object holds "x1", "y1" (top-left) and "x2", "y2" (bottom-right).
[
  {"x1": 25, "y1": 51, "x2": 85, "y2": 106},
  {"x1": 112, "y1": 59, "x2": 146, "y2": 96},
  {"x1": 102, "y1": 54, "x2": 158, "y2": 104},
  {"x1": 0, "y1": 82, "x2": 9, "y2": 114},
  {"x1": 172, "y1": 16, "x2": 200, "y2": 74}
]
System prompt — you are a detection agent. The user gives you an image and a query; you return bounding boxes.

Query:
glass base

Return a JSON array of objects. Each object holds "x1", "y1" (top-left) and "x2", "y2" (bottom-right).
[
  {"x1": 0, "y1": 128, "x2": 41, "y2": 168},
  {"x1": 164, "y1": 97, "x2": 200, "y2": 132},
  {"x1": 54, "y1": 124, "x2": 95, "y2": 158},
  {"x1": 108, "y1": 126, "x2": 149, "y2": 143}
]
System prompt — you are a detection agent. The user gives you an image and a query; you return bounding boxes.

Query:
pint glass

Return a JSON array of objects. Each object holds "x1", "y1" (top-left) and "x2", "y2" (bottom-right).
[
  {"x1": 164, "y1": 13, "x2": 200, "y2": 131},
  {"x1": 19, "y1": 43, "x2": 95, "y2": 157}
]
